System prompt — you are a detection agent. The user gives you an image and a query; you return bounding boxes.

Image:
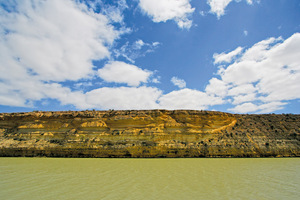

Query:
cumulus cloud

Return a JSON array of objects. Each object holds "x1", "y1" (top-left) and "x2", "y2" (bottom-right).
[
  {"x1": 72, "y1": 86, "x2": 225, "y2": 111},
  {"x1": 0, "y1": 0, "x2": 120, "y2": 82},
  {"x1": 205, "y1": 78, "x2": 229, "y2": 97},
  {"x1": 227, "y1": 84, "x2": 256, "y2": 96},
  {"x1": 171, "y1": 77, "x2": 186, "y2": 88},
  {"x1": 139, "y1": 0, "x2": 195, "y2": 29},
  {"x1": 207, "y1": 0, "x2": 256, "y2": 18},
  {"x1": 206, "y1": 33, "x2": 300, "y2": 113},
  {"x1": 213, "y1": 46, "x2": 243, "y2": 64},
  {"x1": 207, "y1": 0, "x2": 233, "y2": 18},
  {"x1": 97, "y1": 61, "x2": 152, "y2": 87},
  {"x1": 85, "y1": 86, "x2": 162, "y2": 110},
  {"x1": 231, "y1": 93, "x2": 257, "y2": 105},
  {"x1": 228, "y1": 102, "x2": 287, "y2": 114},
  {"x1": 0, "y1": 0, "x2": 121, "y2": 107},
  {"x1": 159, "y1": 88, "x2": 224, "y2": 110}
]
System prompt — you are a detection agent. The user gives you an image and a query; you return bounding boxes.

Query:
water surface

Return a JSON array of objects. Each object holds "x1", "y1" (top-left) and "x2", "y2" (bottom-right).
[{"x1": 0, "y1": 158, "x2": 299, "y2": 199}]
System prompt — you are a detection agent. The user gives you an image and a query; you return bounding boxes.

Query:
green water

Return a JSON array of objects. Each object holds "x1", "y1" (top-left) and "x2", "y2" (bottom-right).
[{"x1": 0, "y1": 158, "x2": 299, "y2": 200}]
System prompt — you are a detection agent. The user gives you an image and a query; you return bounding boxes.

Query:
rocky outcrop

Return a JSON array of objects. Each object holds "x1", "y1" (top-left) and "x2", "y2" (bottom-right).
[{"x1": 0, "y1": 110, "x2": 299, "y2": 157}]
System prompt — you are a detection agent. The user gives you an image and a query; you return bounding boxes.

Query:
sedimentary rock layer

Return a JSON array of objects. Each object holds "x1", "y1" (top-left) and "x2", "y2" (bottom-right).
[{"x1": 0, "y1": 110, "x2": 299, "y2": 157}]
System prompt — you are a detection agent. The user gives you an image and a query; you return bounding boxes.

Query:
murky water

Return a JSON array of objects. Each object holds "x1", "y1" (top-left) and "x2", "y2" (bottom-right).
[{"x1": 0, "y1": 158, "x2": 299, "y2": 200}]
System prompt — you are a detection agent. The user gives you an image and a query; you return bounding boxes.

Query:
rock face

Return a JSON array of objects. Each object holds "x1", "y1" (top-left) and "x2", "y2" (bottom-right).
[{"x1": 0, "y1": 110, "x2": 299, "y2": 157}]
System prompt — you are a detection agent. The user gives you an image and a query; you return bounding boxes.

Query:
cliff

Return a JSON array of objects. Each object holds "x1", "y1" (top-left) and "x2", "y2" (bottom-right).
[{"x1": 0, "y1": 110, "x2": 299, "y2": 157}]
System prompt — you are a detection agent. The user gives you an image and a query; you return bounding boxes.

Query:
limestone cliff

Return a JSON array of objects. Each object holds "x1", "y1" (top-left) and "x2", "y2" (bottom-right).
[{"x1": 0, "y1": 110, "x2": 299, "y2": 157}]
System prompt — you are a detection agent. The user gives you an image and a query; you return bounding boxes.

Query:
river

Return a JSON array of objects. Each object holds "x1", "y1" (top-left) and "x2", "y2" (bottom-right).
[{"x1": 0, "y1": 158, "x2": 299, "y2": 199}]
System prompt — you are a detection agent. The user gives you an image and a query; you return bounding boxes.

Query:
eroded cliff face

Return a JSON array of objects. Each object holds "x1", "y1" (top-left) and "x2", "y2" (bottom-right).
[{"x1": 0, "y1": 110, "x2": 299, "y2": 157}]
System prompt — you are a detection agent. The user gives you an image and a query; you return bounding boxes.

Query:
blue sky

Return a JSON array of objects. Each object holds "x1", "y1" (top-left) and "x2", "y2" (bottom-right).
[{"x1": 0, "y1": 0, "x2": 299, "y2": 114}]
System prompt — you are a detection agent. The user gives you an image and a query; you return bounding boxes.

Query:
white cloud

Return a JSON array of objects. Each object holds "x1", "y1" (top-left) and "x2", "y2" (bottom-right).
[
  {"x1": 207, "y1": 0, "x2": 233, "y2": 18},
  {"x1": 159, "y1": 88, "x2": 224, "y2": 110},
  {"x1": 85, "y1": 0, "x2": 128, "y2": 24},
  {"x1": 199, "y1": 11, "x2": 206, "y2": 16},
  {"x1": 228, "y1": 102, "x2": 258, "y2": 113},
  {"x1": 85, "y1": 86, "x2": 161, "y2": 110},
  {"x1": 257, "y1": 102, "x2": 287, "y2": 113},
  {"x1": 134, "y1": 39, "x2": 145, "y2": 49},
  {"x1": 139, "y1": 0, "x2": 195, "y2": 29},
  {"x1": 0, "y1": 0, "x2": 122, "y2": 107},
  {"x1": 205, "y1": 78, "x2": 228, "y2": 97},
  {"x1": 98, "y1": 61, "x2": 152, "y2": 87},
  {"x1": 229, "y1": 102, "x2": 287, "y2": 113},
  {"x1": 152, "y1": 77, "x2": 161, "y2": 84},
  {"x1": 213, "y1": 46, "x2": 243, "y2": 64},
  {"x1": 246, "y1": 0, "x2": 253, "y2": 4},
  {"x1": 207, "y1": 0, "x2": 256, "y2": 18},
  {"x1": 0, "y1": 0, "x2": 120, "y2": 82},
  {"x1": 227, "y1": 84, "x2": 256, "y2": 96},
  {"x1": 61, "y1": 84, "x2": 226, "y2": 111},
  {"x1": 41, "y1": 83, "x2": 90, "y2": 109},
  {"x1": 171, "y1": 77, "x2": 186, "y2": 88},
  {"x1": 114, "y1": 39, "x2": 160, "y2": 63},
  {"x1": 207, "y1": 33, "x2": 300, "y2": 113},
  {"x1": 232, "y1": 93, "x2": 256, "y2": 105},
  {"x1": 152, "y1": 42, "x2": 160, "y2": 47},
  {"x1": 241, "y1": 37, "x2": 283, "y2": 62},
  {"x1": 101, "y1": 6, "x2": 124, "y2": 24},
  {"x1": 83, "y1": 86, "x2": 224, "y2": 110}
]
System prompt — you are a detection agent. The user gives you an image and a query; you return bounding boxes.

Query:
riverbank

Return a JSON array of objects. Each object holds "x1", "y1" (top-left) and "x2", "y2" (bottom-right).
[{"x1": 0, "y1": 110, "x2": 299, "y2": 157}]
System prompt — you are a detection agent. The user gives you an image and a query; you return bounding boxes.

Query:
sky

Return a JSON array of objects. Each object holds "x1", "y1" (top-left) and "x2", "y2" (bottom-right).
[{"x1": 0, "y1": 0, "x2": 299, "y2": 114}]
